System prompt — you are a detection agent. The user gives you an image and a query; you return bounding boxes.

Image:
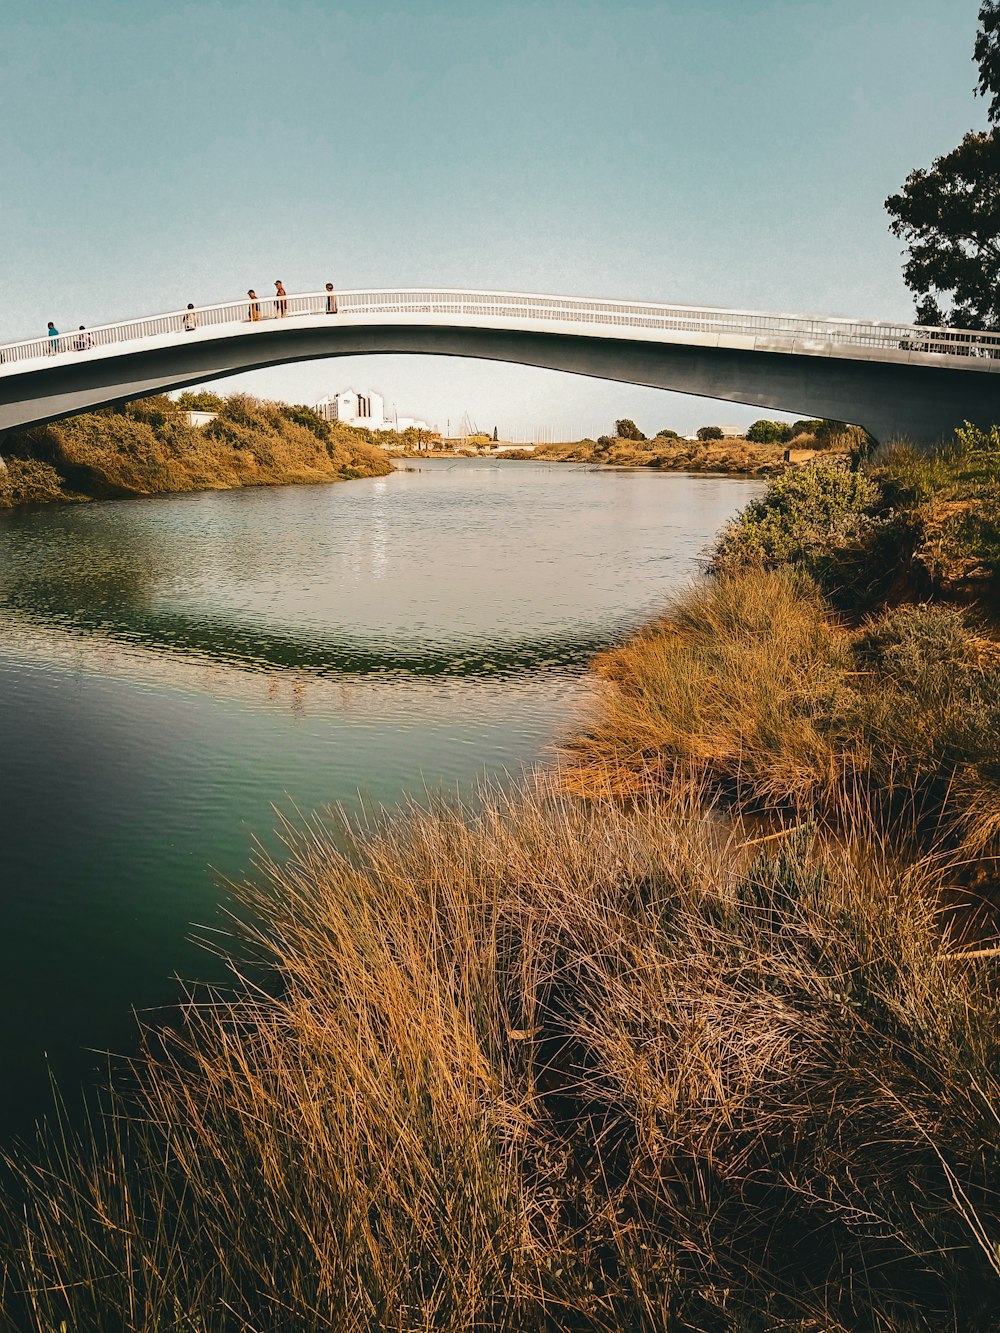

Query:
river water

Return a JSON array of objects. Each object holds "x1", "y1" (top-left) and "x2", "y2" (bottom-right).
[{"x1": 0, "y1": 458, "x2": 760, "y2": 1138}]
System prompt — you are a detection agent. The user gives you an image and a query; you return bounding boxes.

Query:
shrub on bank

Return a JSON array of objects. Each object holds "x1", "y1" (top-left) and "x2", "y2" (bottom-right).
[
  {"x1": 2, "y1": 778, "x2": 999, "y2": 1331},
  {"x1": 529, "y1": 435, "x2": 793, "y2": 474},
  {"x1": 862, "y1": 431, "x2": 1000, "y2": 600},
  {"x1": 0, "y1": 457, "x2": 65, "y2": 506},
  {"x1": 713, "y1": 459, "x2": 906, "y2": 606}
]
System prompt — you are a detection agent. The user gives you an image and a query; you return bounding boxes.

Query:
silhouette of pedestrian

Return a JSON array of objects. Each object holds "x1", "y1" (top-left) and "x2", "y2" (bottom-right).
[
  {"x1": 325, "y1": 282, "x2": 337, "y2": 315},
  {"x1": 274, "y1": 279, "x2": 287, "y2": 318},
  {"x1": 248, "y1": 290, "x2": 261, "y2": 322},
  {"x1": 46, "y1": 322, "x2": 59, "y2": 354},
  {"x1": 183, "y1": 303, "x2": 197, "y2": 332},
  {"x1": 73, "y1": 325, "x2": 92, "y2": 351}
]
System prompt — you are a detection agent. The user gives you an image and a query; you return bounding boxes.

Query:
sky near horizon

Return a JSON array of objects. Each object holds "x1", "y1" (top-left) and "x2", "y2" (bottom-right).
[{"x1": 0, "y1": 0, "x2": 987, "y2": 436}]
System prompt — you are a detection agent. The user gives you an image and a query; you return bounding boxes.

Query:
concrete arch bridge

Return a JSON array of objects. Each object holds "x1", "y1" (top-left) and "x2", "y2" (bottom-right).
[{"x1": 1, "y1": 288, "x2": 999, "y2": 445}]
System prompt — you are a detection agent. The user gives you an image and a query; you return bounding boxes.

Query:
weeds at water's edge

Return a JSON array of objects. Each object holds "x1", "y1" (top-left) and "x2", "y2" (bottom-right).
[
  {"x1": 564, "y1": 568, "x2": 1000, "y2": 872},
  {"x1": 1, "y1": 775, "x2": 1000, "y2": 1331}
]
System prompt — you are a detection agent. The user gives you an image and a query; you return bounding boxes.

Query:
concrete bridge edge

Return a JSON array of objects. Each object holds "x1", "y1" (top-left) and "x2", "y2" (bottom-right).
[{"x1": 1, "y1": 324, "x2": 998, "y2": 447}]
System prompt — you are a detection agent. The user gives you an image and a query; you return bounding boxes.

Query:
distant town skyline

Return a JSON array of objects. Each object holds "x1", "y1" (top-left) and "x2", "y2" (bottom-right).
[{"x1": 1, "y1": 0, "x2": 987, "y2": 433}]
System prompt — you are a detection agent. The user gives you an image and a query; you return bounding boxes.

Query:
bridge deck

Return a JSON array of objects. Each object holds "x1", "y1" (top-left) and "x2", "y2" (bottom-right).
[{"x1": 2, "y1": 288, "x2": 997, "y2": 376}]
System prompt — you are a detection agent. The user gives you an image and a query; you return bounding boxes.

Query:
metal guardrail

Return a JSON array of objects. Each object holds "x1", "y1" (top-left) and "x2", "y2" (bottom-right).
[{"x1": 0, "y1": 288, "x2": 997, "y2": 369}]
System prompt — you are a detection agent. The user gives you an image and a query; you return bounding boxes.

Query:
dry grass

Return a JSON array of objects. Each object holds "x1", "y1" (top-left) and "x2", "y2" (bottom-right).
[
  {"x1": 565, "y1": 570, "x2": 846, "y2": 807},
  {"x1": 2, "y1": 775, "x2": 999, "y2": 1331},
  {"x1": 565, "y1": 569, "x2": 1000, "y2": 862}
]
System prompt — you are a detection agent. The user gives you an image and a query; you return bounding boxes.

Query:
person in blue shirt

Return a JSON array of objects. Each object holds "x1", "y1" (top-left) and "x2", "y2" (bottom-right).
[{"x1": 46, "y1": 322, "x2": 59, "y2": 354}]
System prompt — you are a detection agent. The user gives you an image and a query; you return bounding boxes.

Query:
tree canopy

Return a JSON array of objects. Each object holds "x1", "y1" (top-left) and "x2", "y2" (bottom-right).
[
  {"x1": 615, "y1": 418, "x2": 645, "y2": 440},
  {"x1": 746, "y1": 419, "x2": 792, "y2": 445},
  {"x1": 975, "y1": 0, "x2": 1000, "y2": 122},
  {"x1": 886, "y1": 4, "x2": 1000, "y2": 329}
]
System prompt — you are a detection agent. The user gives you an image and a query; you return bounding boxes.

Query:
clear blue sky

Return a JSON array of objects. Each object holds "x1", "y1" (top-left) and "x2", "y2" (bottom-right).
[{"x1": 0, "y1": 0, "x2": 986, "y2": 436}]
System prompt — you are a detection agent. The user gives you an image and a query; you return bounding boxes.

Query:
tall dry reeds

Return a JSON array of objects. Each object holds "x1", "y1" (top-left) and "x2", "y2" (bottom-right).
[{"x1": 2, "y1": 776, "x2": 999, "y2": 1331}]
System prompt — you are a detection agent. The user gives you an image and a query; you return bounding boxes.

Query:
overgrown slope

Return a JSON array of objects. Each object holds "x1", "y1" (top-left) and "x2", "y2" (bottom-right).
[{"x1": 0, "y1": 393, "x2": 392, "y2": 506}]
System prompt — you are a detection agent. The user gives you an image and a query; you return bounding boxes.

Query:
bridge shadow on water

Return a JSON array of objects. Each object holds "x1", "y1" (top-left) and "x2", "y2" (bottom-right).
[{"x1": 0, "y1": 596, "x2": 615, "y2": 679}]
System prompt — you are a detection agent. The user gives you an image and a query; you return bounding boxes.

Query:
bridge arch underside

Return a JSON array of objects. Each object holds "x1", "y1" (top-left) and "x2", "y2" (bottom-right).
[{"x1": 1, "y1": 323, "x2": 997, "y2": 445}]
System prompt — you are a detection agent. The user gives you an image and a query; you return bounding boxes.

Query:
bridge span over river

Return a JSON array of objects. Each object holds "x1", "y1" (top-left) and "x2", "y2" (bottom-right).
[{"x1": 1, "y1": 288, "x2": 999, "y2": 445}]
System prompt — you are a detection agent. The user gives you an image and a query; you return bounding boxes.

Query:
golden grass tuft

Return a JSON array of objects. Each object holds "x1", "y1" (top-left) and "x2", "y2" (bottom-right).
[{"x1": 566, "y1": 568, "x2": 846, "y2": 806}]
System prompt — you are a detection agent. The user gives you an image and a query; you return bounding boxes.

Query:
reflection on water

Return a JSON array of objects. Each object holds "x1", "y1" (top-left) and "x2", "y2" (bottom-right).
[{"x1": 0, "y1": 459, "x2": 760, "y2": 1136}]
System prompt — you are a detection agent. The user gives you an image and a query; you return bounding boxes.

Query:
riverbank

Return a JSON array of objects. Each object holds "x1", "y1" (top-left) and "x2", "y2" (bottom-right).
[
  {"x1": 2, "y1": 435, "x2": 999, "y2": 1330},
  {"x1": 502, "y1": 430, "x2": 856, "y2": 475},
  {"x1": 391, "y1": 439, "x2": 793, "y2": 471},
  {"x1": 0, "y1": 393, "x2": 392, "y2": 507}
]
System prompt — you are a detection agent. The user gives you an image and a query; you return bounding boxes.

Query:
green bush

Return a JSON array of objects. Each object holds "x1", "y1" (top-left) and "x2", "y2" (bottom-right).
[
  {"x1": 696, "y1": 425, "x2": 724, "y2": 441},
  {"x1": 791, "y1": 418, "x2": 824, "y2": 437},
  {"x1": 176, "y1": 391, "x2": 225, "y2": 413},
  {"x1": 714, "y1": 460, "x2": 899, "y2": 605},
  {"x1": 746, "y1": 419, "x2": 792, "y2": 444},
  {"x1": 614, "y1": 417, "x2": 644, "y2": 440},
  {"x1": 282, "y1": 403, "x2": 331, "y2": 442},
  {"x1": 655, "y1": 428, "x2": 679, "y2": 439}
]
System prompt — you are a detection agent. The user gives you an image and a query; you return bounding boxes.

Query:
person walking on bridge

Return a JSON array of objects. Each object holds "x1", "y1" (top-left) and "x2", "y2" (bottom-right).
[
  {"x1": 46, "y1": 322, "x2": 59, "y2": 354},
  {"x1": 274, "y1": 279, "x2": 287, "y2": 318},
  {"x1": 73, "y1": 326, "x2": 92, "y2": 351},
  {"x1": 248, "y1": 290, "x2": 261, "y2": 322},
  {"x1": 183, "y1": 303, "x2": 197, "y2": 332},
  {"x1": 325, "y1": 281, "x2": 337, "y2": 315}
]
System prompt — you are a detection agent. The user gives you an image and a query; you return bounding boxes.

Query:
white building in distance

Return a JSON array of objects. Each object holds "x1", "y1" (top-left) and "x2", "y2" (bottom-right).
[{"x1": 315, "y1": 389, "x2": 428, "y2": 433}]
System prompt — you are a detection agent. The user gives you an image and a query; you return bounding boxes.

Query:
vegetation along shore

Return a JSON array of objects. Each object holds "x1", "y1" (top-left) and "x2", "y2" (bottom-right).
[
  {"x1": 0, "y1": 398, "x2": 862, "y2": 510},
  {"x1": 2, "y1": 423, "x2": 1000, "y2": 1330},
  {"x1": 0, "y1": 391, "x2": 392, "y2": 508},
  {"x1": 503, "y1": 416, "x2": 859, "y2": 475}
]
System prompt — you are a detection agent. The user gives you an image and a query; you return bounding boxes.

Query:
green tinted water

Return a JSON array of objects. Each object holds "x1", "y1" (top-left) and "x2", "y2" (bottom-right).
[{"x1": 0, "y1": 459, "x2": 760, "y2": 1137}]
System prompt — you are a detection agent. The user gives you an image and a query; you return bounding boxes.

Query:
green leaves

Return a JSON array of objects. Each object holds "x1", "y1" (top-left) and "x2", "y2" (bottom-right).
[
  {"x1": 975, "y1": 1, "x2": 1000, "y2": 123},
  {"x1": 886, "y1": 131, "x2": 1000, "y2": 330},
  {"x1": 887, "y1": 6, "x2": 1000, "y2": 328}
]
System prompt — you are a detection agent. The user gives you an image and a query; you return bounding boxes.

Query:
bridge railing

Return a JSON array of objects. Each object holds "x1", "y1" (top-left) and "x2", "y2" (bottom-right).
[{"x1": 1, "y1": 288, "x2": 999, "y2": 369}]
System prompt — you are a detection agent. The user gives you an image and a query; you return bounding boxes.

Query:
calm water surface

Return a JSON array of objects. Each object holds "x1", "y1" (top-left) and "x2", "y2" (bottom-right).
[{"x1": 0, "y1": 459, "x2": 760, "y2": 1137}]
